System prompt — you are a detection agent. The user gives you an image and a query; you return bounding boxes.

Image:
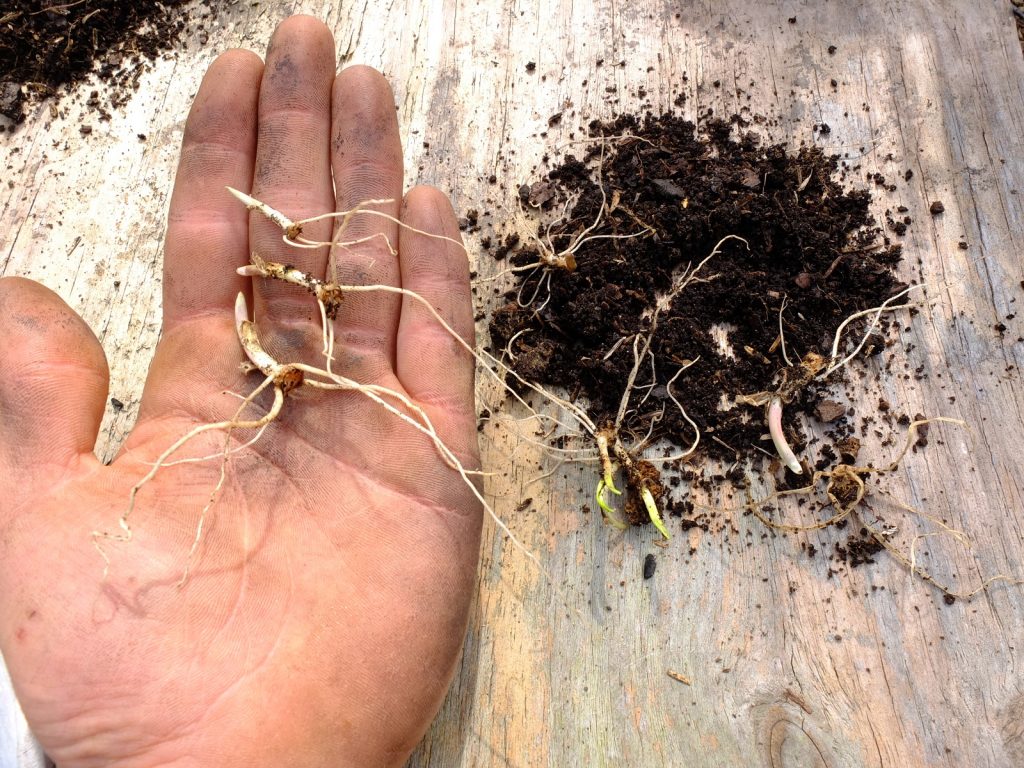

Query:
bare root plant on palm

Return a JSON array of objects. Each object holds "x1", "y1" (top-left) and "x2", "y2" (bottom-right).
[{"x1": 91, "y1": 188, "x2": 602, "y2": 585}]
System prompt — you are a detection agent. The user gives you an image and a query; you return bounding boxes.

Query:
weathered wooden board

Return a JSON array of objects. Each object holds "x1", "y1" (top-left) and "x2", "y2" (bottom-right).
[{"x1": 1, "y1": 1, "x2": 1023, "y2": 766}]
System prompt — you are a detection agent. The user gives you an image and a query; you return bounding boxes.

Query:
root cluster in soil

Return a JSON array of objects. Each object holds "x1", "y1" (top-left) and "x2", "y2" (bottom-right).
[
  {"x1": 489, "y1": 112, "x2": 907, "y2": 486},
  {"x1": 0, "y1": 0, "x2": 212, "y2": 124}
]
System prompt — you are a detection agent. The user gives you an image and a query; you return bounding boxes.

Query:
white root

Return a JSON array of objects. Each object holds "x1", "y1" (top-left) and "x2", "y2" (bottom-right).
[
  {"x1": 757, "y1": 283, "x2": 927, "y2": 470},
  {"x1": 778, "y1": 296, "x2": 793, "y2": 367},
  {"x1": 646, "y1": 362, "x2": 701, "y2": 463},
  {"x1": 768, "y1": 396, "x2": 802, "y2": 474},
  {"x1": 91, "y1": 377, "x2": 285, "y2": 575},
  {"x1": 486, "y1": 144, "x2": 651, "y2": 305},
  {"x1": 821, "y1": 283, "x2": 925, "y2": 379}
]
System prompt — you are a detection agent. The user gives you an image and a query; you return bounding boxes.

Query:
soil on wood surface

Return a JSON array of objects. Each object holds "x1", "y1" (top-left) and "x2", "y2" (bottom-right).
[
  {"x1": 0, "y1": 0, "x2": 212, "y2": 125},
  {"x1": 489, "y1": 112, "x2": 911, "y2": 517}
]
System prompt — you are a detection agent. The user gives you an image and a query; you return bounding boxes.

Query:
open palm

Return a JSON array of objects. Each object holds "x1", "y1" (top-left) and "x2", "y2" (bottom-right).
[{"x1": 0, "y1": 17, "x2": 480, "y2": 768}]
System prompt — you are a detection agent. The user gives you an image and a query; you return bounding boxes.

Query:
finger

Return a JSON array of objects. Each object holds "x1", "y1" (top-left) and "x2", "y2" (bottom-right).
[
  {"x1": 0, "y1": 279, "x2": 109, "y2": 475},
  {"x1": 250, "y1": 16, "x2": 336, "y2": 325},
  {"x1": 329, "y1": 65, "x2": 404, "y2": 380},
  {"x1": 162, "y1": 49, "x2": 263, "y2": 334},
  {"x1": 395, "y1": 187, "x2": 475, "y2": 435}
]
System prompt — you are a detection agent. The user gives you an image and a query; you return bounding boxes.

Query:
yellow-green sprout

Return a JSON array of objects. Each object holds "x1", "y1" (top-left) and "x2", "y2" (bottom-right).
[
  {"x1": 641, "y1": 486, "x2": 671, "y2": 540},
  {"x1": 596, "y1": 478, "x2": 627, "y2": 529}
]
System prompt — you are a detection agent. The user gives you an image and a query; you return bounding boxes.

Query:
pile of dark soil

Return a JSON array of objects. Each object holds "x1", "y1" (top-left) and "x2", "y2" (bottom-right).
[
  {"x1": 489, "y1": 112, "x2": 909, "y2": 501},
  {"x1": 0, "y1": 0, "x2": 207, "y2": 125}
]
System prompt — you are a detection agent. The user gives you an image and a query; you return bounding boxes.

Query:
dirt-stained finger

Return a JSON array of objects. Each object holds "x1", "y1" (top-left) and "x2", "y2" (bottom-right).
[
  {"x1": 395, "y1": 186, "x2": 477, "y2": 461},
  {"x1": 327, "y1": 65, "x2": 404, "y2": 382},
  {"x1": 0, "y1": 278, "x2": 109, "y2": 473},
  {"x1": 163, "y1": 48, "x2": 263, "y2": 333},
  {"x1": 249, "y1": 15, "x2": 336, "y2": 328}
]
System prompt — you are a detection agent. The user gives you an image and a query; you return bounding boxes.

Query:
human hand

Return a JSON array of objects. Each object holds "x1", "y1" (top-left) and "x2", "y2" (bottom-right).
[{"x1": 0, "y1": 16, "x2": 480, "y2": 768}]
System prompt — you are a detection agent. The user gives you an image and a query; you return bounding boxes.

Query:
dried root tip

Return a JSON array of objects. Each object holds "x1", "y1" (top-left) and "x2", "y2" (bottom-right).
[
  {"x1": 768, "y1": 396, "x2": 803, "y2": 474},
  {"x1": 641, "y1": 486, "x2": 671, "y2": 540},
  {"x1": 227, "y1": 186, "x2": 297, "y2": 236}
]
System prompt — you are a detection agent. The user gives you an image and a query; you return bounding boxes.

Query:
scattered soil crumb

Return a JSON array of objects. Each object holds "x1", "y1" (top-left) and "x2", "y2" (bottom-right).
[{"x1": 815, "y1": 400, "x2": 847, "y2": 423}]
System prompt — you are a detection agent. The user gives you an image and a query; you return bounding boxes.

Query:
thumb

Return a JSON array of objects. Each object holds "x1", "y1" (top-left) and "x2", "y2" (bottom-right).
[{"x1": 0, "y1": 278, "x2": 109, "y2": 473}]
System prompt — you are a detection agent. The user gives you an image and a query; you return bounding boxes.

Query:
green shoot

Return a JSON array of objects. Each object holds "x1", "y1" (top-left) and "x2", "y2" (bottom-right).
[
  {"x1": 596, "y1": 478, "x2": 627, "y2": 529},
  {"x1": 641, "y1": 486, "x2": 671, "y2": 540}
]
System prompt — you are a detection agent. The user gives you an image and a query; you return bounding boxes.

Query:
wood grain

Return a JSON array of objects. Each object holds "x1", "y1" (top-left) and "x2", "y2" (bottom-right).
[{"x1": 1, "y1": 1, "x2": 1022, "y2": 766}]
